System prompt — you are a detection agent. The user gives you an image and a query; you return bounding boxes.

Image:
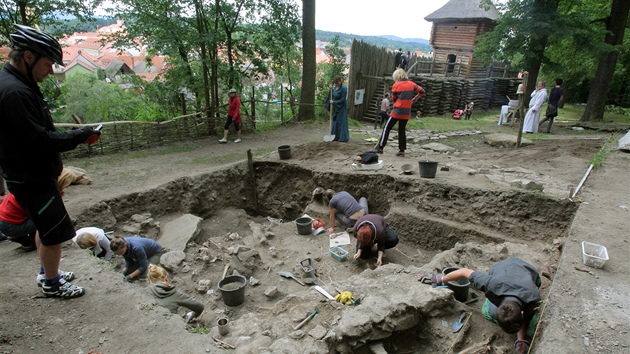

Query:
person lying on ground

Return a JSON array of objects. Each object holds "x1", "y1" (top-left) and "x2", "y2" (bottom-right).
[
  {"x1": 110, "y1": 236, "x2": 162, "y2": 282},
  {"x1": 148, "y1": 264, "x2": 204, "y2": 323},
  {"x1": 323, "y1": 189, "x2": 368, "y2": 233},
  {"x1": 352, "y1": 214, "x2": 399, "y2": 267},
  {"x1": 418, "y1": 258, "x2": 541, "y2": 354},
  {"x1": 73, "y1": 227, "x2": 113, "y2": 261}
]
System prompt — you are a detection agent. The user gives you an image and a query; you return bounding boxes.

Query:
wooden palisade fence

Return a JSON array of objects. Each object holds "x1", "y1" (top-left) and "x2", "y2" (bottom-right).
[{"x1": 347, "y1": 40, "x2": 522, "y2": 124}]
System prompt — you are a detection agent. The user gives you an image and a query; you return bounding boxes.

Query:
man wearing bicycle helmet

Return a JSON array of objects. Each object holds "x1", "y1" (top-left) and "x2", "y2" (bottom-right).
[{"x1": 0, "y1": 24, "x2": 102, "y2": 298}]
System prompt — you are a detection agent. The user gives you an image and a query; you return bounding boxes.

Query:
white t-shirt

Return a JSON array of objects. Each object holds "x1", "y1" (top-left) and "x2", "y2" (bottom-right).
[
  {"x1": 380, "y1": 98, "x2": 390, "y2": 112},
  {"x1": 73, "y1": 227, "x2": 113, "y2": 261}
]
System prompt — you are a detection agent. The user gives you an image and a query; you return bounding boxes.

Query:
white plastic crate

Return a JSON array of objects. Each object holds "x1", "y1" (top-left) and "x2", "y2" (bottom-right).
[{"x1": 581, "y1": 241, "x2": 609, "y2": 269}]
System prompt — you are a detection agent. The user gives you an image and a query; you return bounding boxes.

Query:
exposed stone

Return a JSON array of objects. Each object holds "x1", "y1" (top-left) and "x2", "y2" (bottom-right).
[
  {"x1": 160, "y1": 251, "x2": 186, "y2": 271},
  {"x1": 485, "y1": 133, "x2": 533, "y2": 147},
  {"x1": 308, "y1": 325, "x2": 328, "y2": 340},
  {"x1": 122, "y1": 225, "x2": 140, "y2": 234},
  {"x1": 264, "y1": 286, "x2": 279, "y2": 298},
  {"x1": 160, "y1": 214, "x2": 202, "y2": 253},
  {"x1": 237, "y1": 249, "x2": 262, "y2": 270},
  {"x1": 421, "y1": 142, "x2": 455, "y2": 152},
  {"x1": 369, "y1": 342, "x2": 388, "y2": 354},
  {"x1": 131, "y1": 213, "x2": 152, "y2": 223},
  {"x1": 289, "y1": 330, "x2": 305, "y2": 339},
  {"x1": 523, "y1": 180, "x2": 544, "y2": 192}
]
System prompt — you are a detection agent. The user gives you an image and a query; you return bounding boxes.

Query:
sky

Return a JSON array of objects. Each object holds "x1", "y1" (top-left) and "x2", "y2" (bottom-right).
[
  {"x1": 313, "y1": 0, "x2": 450, "y2": 40},
  {"x1": 96, "y1": 0, "x2": 451, "y2": 40}
]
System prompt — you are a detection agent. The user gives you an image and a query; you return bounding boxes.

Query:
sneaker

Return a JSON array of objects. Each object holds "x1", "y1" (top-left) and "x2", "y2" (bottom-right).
[
  {"x1": 396, "y1": 151, "x2": 405, "y2": 157},
  {"x1": 234, "y1": 138, "x2": 241, "y2": 143},
  {"x1": 218, "y1": 138, "x2": 227, "y2": 143},
  {"x1": 42, "y1": 278, "x2": 85, "y2": 298},
  {"x1": 371, "y1": 147, "x2": 383, "y2": 154},
  {"x1": 37, "y1": 269, "x2": 76, "y2": 287},
  {"x1": 19, "y1": 244, "x2": 37, "y2": 252}
]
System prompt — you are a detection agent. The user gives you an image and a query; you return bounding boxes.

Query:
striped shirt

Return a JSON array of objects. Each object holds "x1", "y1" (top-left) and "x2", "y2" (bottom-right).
[{"x1": 390, "y1": 79, "x2": 425, "y2": 120}]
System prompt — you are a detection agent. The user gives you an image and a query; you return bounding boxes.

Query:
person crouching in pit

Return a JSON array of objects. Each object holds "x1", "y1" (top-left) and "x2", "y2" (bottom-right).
[
  {"x1": 110, "y1": 236, "x2": 162, "y2": 282},
  {"x1": 352, "y1": 214, "x2": 399, "y2": 267}
]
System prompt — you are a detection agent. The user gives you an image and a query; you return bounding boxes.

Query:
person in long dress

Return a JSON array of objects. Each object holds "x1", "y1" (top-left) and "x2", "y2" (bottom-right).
[
  {"x1": 325, "y1": 76, "x2": 350, "y2": 142},
  {"x1": 522, "y1": 81, "x2": 547, "y2": 133}
]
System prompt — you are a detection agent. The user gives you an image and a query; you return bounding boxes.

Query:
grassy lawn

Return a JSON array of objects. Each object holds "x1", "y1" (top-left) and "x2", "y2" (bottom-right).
[{"x1": 399, "y1": 104, "x2": 630, "y2": 138}]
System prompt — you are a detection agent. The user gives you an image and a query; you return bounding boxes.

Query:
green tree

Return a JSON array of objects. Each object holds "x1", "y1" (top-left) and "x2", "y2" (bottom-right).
[
  {"x1": 475, "y1": 0, "x2": 561, "y2": 100},
  {"x1": 56, "y1": 73, "x2": 159, "y2": 123},
  {"x1": 581, "y1": 0, "x2": 630, "y2": 121},
  {"x1": 0, "y1": 0, "x2": 100, "y2": 42},
  {"x1": 106, "y1": 0, "x2": 301, "y2": 132}
]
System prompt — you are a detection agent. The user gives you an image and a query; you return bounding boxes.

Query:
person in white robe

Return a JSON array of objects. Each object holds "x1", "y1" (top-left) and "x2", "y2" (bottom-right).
[{"x1": 522, "y1": 81, "x2": 547, "y2": 133}]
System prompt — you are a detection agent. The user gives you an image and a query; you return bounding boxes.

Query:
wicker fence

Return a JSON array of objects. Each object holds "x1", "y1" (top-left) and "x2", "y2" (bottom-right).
[{"x1": 59, "y1": 112, "x2": 215, "y2": 159}]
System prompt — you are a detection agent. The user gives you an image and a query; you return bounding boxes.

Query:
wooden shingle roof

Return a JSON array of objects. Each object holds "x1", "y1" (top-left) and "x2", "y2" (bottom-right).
[{"x1": 425, "y1": 0, "x2": 500, "y2": 21}]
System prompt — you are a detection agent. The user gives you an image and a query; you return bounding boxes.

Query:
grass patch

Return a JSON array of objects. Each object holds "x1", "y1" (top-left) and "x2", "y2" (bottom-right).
[
  {"x1": 187, "y1": 323, "x2": 210, "y2": 335},
  {"x1": 589, "y1": 137, "x2": 616, "y2": 169}
]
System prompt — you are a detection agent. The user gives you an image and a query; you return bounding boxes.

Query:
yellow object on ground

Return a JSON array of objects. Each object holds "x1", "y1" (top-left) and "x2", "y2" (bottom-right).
[{"x1": 334, "y1": 291, "x2": 355, "y2": 304}]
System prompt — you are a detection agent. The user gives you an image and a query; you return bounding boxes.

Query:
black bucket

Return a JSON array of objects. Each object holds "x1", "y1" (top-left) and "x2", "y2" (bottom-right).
[
  {"x1": 419, "y1": 160, "x2": 438, "y2": 178},
  {"x1": 278, "y1": 145, "x2": 292, "y2": 160},
  {"x1": 442, "y1": 267, "x2": 470, "y2": 302},
  {"x1": 295, "y1": 217, "x2": 312, "y2": 235},
  {"x1": 218, "y1": 275, "x2": 247, "y2": 306}
]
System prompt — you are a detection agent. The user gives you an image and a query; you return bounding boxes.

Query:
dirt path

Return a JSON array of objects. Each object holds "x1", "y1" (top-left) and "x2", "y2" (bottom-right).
[{"x1": 0, "y1": 121, "x2": 628, "y2": 353}]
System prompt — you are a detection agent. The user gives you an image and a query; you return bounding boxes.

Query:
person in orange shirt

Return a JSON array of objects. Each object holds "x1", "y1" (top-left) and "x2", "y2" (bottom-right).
[{"x1": 372, "y1": 69, "x2": 425, "y2": 157}]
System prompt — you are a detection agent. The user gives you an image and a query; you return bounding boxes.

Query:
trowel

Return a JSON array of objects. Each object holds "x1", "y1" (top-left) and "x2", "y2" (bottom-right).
[
  {"x1": 277, "y1": 271, "x2": 305, "y2": 286},
  {"x1": 451, "y1": 311, "x2": 468, "y2": 333}
]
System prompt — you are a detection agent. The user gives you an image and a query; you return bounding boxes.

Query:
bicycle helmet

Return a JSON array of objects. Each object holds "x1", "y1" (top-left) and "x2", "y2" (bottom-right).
[
  {"x1": 229, "y1": 88, "x2": 237, "y2": 93},
  {"x1": 10, "y1": 24, "x2": 63, "y2": 65}
]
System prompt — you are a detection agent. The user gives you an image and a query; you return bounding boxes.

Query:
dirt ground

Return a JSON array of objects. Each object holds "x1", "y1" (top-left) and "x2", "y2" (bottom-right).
[{"x1": 0, "y1": 120, "x2": 628, "y2": 354}]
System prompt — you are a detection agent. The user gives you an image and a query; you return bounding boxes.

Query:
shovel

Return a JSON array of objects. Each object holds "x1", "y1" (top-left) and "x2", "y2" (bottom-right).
[
  {"x1": 324, "y1": 87, "x2": 335, "y2": 142},
  {"x1": 277, "y1": 271, "x2": 305, "y2": 286},
  {"x1": 451, "y1": 311, "x2": 468, "y2": 333}
]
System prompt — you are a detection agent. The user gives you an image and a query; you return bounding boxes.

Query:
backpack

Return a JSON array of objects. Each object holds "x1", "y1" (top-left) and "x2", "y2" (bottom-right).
[{"x1": 358, "y1": 151, "x2": 379, "y2": 164}]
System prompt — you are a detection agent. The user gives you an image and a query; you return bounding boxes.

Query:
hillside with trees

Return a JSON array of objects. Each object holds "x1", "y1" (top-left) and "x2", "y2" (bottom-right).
[{"x1": 316, "y1": 30, "x2": 432, "y2": 52}]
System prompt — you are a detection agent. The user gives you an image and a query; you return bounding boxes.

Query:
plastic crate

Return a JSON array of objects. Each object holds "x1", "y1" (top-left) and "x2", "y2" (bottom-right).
[
  {"x1": 581, "y1": 241, "x2": 609, "y2": 269},
  {"x1": 329, "y1": 246, "x2": 348, "y2": 262}
]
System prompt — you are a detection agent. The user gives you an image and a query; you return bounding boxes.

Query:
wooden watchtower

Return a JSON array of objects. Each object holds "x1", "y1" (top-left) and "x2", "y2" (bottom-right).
[{"x1": 424, "y1": 0, "x2": 500, "y2": 79}]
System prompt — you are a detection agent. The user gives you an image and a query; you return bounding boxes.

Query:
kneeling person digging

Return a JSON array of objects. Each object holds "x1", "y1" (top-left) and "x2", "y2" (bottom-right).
[
  {"x1": 352, "y1": 214, "x2": 399, "y2": 267},
  {"x1": 418, "y1": 258, "x2": 541, "y2": 354}
]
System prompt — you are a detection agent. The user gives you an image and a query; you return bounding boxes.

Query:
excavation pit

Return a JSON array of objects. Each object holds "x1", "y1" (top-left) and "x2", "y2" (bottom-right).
[{"x1": 73, "y1": 142, "x2": 580, "y2": 353}]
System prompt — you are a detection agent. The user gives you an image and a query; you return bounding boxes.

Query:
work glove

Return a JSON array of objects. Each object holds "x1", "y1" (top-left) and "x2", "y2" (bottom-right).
[
  {"x1": 81, "y1": 126, "x2": 102, "y2": 144},
  {"x1": 418, "y1": 273, "x2": 443, "y2": 285},
  {"x1": 514, "y1": 339, "x2": 530, "y2": 354},
  {"x1": 334, "y1": 291, "x2": 355, "y2": 305},
  {"x1": 124, "y1": 275, "x2": 135, "y2": 283}
]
